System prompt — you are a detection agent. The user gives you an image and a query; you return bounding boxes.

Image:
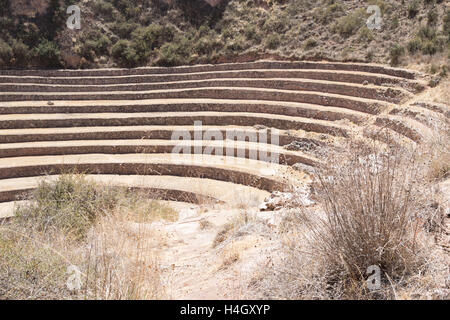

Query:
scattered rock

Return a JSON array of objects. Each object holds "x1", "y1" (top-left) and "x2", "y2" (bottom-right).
[
  {"x1": 284, "y1": 140, "x2": 319, "y2": 152},
  {"x1": 292, "y1": 162, "x2": 315, "y2": 174},
  {"x1": 259, "y1": 187, "x2": 315, "y2": 212},
  {"x1": 362, "y1": 80, "x2": 369, "y2": 86},
  {"x1": 47, "y1": 101, "x2": 54, "y2": 105},
  {"x1": 259, "y1": 191, "x2": 293, "y2": 211}
]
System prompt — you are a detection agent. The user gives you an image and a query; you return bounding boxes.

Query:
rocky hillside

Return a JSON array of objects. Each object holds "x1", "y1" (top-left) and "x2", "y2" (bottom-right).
[{"x1": 0, "y1": 0, "x2": 449, "y2": 74}]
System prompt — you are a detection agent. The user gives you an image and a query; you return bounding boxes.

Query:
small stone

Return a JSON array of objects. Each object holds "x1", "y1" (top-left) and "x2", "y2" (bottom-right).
[
  {"x1": 284, "y1": 140, "x2": 319, "y2": 152},
  {"x1": 363, "y1": 80, "x2": 369, "y2": 86},
  {"x1": 47, "y1": 101, "x2": 54, "y2": 105}
]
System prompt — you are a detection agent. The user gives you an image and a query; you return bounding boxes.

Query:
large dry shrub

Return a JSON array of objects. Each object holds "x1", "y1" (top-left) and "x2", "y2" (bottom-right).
[
  {"x1": 252, "y1": 142, "x2": 444, "y2": 300},
  {"x1": 308, "y1": 143, "x2": 429, "y2": 287}
]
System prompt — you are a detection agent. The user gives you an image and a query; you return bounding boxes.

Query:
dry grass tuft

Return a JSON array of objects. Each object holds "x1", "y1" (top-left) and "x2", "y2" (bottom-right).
[
  {"x1": 253, "y1": 142, "x2": 447, "y2": 299},
  {"x1": 212, "y1": 212, "x2": 268, "y2": 248},
  {"x1": 220, "y1": 246, "x2": 241, "y2": 269},
  {"x1": 15, "y1": 174, "x2": 119, "y2": 241},
  {"x1": 199, "y1": 218, "x2": 213, "y2": 230},
  {"x1": 309, "y1": 145, "x2": 426, "y2": 283},
  {"x1": 426, "y1": 132, "x2": 450, "y2": 182},
  {"x1": 428, "y1": 152, "x2": 450, "y2": 181},
  {"x1": 81, "y1": 211, "x2": 165, "y2": 300},
  {"x1": 0, "y1": 174, "x2": 172, "y2": 300}
]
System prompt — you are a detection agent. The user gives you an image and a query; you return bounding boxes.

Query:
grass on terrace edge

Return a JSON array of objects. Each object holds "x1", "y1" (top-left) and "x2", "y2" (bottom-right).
[{"x1": 0, "y1": 173, "x2": 177, "y2": 300}]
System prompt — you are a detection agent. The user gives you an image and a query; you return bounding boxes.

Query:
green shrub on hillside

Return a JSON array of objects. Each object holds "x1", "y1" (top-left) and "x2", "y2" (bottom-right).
[
  {"x1": 262, "y1": 14, "x2": 289, "y2": 33},
  {"x1": 157, "y1": 35, "x2": 192, "y2": 66},
  {"x1": 132, "y1": 24, "x2": 176, "y2": 53},
  {"x1": 444, "y1": 10, "x2": 450, "y2": 41},
  {"x1": 265, "y1": 33, "x2": 281, "y2": 50},
  {"x1": 422, "y1": 39, "x2": 441, "y2": 55},
  {"x1": 407, "y1": 0, "x2": 420, "y2": 19},
  {"x1": 79, "y1": 31, "x2": 112, "y2": 61},
  {"x1": 93, "y1": 35, "x2": 112, "y2": 56},
  {"x1": 42, "y1": 0, "x2": 66, "y2": 40},
  {"x1": 389, "y1": 44, "x2": 404, "y2": 66},
  {"x1": 111, "y1": 39, "x2": 140, "y2": 67},
  {"x1": 244, "y1": 24, "x2": 262, "y2": 44},
  {"x1": 333, "y1": 9, "x2": 366, "y2": 38},
  {"x1": 193, "y1": 33, "x2": 222, "y2": 56},
  {"x1": 407, "y1": 38, "x2": 423, "y2": 53},
  {"x1": 418, "y1": 25, "x2": 436, "y2": 40},
  {"x1": 287, "y1": 0, "x2": 312, "y2": 16},
  {"x1": 11, "y1": 40, "x2": 30, "y2": 66},
  {"x1": 357, "y1": 26, "x2": 374, "y2": 43},
  {"x1": 416, "y1": 26, "x2": 445, "y2": 55},
  {"x1": 33, "y1": 39, "x2": 61, "y2": 67},
  {"x1": 0, "y1": 16, "x2": 13, "y2": 30},
  {"x1": 304, "y1": 38, "x2": 318, "y2": 50},
  {"x1": 225, "y1": 34, "x2": 247, "y2": 52},
  {"x1": 92, "y1": 0, "x2": 115, "y2": 18},
  {"x1": 427, "y1": 8, "x2": 438, "y2": 26},
  {"x1": 0, "y1": 40, "x2": 12, "y2": 65},
  {"x1": 111, "y1": 22, "x2": 140, "y2": 39},
  {"x1": 313, "y1": 2, "x2": 344, "y2": 24},
  {"x1": 391, "y1": 16, "x2": 399, "y2": 30}
]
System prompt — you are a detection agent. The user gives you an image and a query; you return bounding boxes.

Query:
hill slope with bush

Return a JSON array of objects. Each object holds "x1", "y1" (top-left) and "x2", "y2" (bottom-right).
[{"x1": 0, "y1": 0, "x2": 448, "y2": 74}]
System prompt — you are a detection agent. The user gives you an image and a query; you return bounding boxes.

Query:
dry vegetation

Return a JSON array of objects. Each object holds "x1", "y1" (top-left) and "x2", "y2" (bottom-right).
[
  {"x1": 0, "y1": 0, "x2": 448, "y2": 301},
  {"x1": 1, "y1": 0, "x2": 449, "y2": 73},
  {"x1": 212, "y1": 212, "x2": 269, "y2": 248},
  {"x1": 426, "y1": 129, "x2": 450, "y2": 182},
  {"x1": 0, "y1": 141, "x2": 448, "y2": 300},
  {"x1": 0, "y1": 174, "x2": 176, "y2": 300},
  {"x1": 250, "y1": 141, "x2": 449, "y2": 300}
]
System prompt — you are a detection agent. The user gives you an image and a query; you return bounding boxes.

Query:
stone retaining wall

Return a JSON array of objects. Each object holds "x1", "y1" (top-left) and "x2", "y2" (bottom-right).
[
  {"x1": 0, "y1": 114, "x2": 348, "y2": 136},
  {"x1": 0, "y1": 88, "x2": 385, "y2": 114},
  {"x1": 0, "y1": 61, "x2": 418, "y2": 79},
  {"x1": 0, "y1": 79, "x2": 408, "y2": 103},
  {"x1": 0, "y1": 163, "x2": 288, "y2": 192}
]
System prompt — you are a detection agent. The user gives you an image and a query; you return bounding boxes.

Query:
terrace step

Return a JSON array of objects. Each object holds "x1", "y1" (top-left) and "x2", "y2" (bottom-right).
[
  {"x1": 0, "y1": 61, "x2": 426, "y2": 212},
  {"x1": 0, "y1": 174, "x2": 270, "y2": 205},
  {"x1": 374, "y1": 114, "x2": 435, "y2": 142},
  {"x1": 0, "y1": 201, "x2": 28, "y2": 219},
  {"x1": 0, "y1": 69, "x2": 425, "y2": 92},
  {"x1": 0, "y1": 112, "x2": 350, "y2": 137},
  {"x1": 0, "y1": 87, "x2": 388, "y2": 115},
  {"x1": 0, "y1": 78, "x2": 410, "y2": 103},
  {"x1": 0, "y1": 154, "x2": 291, "y2": 192},
  {"x1": 389, "y1": 104, "x2": 450, "y2": 130},
  {"x1": 0, "y1": 139, "x2": 320, "y2": 167},
  {"x1": 0, "y1": 125, "x2": 317, "y2": 146},
  {"x1": 410, "y1": 102, "x2": 450, "y2": 118},
  {"x1": 0, "y1": 99, "x2": 367, "y2": 123},
  {"x1": 0, "y1": 61, "x2": 419, "y2": 79}
]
